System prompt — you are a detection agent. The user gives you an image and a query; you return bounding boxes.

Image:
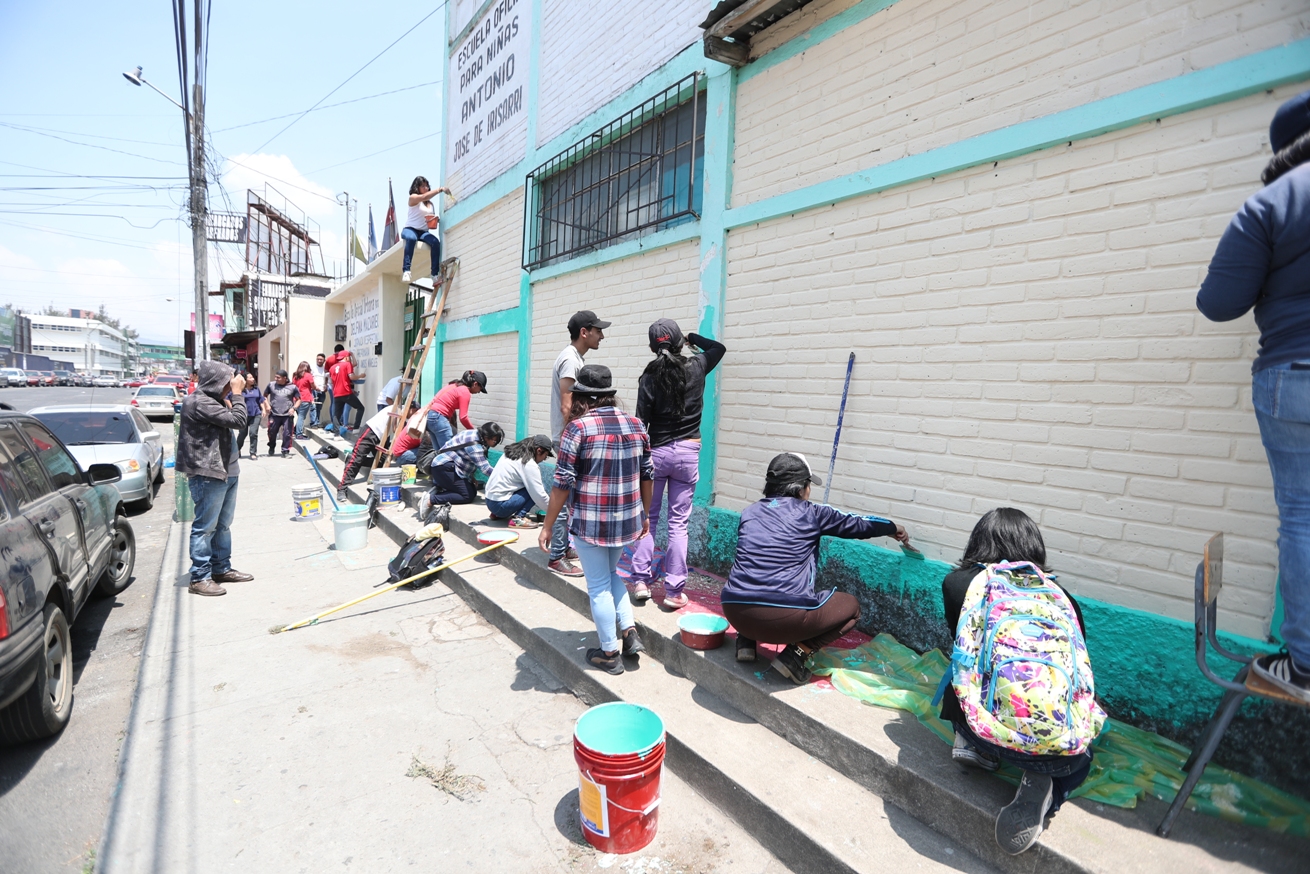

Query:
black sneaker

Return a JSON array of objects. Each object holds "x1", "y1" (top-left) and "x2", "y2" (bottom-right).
[
  {"x1": 1252, "y1": 653, "x2": 1310, "y2": 703},
  {"x1": 335, "y1": 489, "x2": 348, "y2": 504},
  {"x1": 586, "y1": 647, "x2": 624, "y2": 675},
  {"x1": 770, "y1": 645, "x2": 812, "y2": 684},
  {"x1": 996, "y1": 772, "x2": 1053, "y2": 855},
  {"x1": 952, "y1": 731, "x2": 1000, "y2": 772},
  {"x1": 736, "y1": 635, "x2": 757, "y2": 662},
  {"x1": 621, "y1": 627, "x2": 644, "y2": 657},
  {"x1": 281, "y1": 451, "x2": 290, "y2": 458}
]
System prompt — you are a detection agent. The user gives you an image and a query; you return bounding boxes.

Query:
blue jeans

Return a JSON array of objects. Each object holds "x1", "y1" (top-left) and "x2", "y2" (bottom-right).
[
  {"x1": 401, "y1": 227, "x2": 441, "y2": 276},
  {"x1": 295, "y1": 403, "x2": 311, "y2": 437},
  {"x1": 427, "y1": 411, "x2": 454, "y2": 451},
  {"x1": 188, "y1": 475, "x2": 239, "y2": 582},
  {"x1": 394, "y1": 449, "x2": 417, "y2": 465},
  {"x1": 574, "y1": 540, "x2": 634, "y2": 653},
  {"x1": 1254, "y1": 362, "x2": 1310, "y2": 668},
  {"x1": 954, "y1": 720, "x2": 1091, "y2": 812},
  {"x1": 549, "y1": 503, "x2": 571, "y2": 561},
  {"x1": 486, "y1": 488, "x2": 533, "y2": 519},
  {"x1": 310, "y1": 391, "x2": 323, "y2": 426}
]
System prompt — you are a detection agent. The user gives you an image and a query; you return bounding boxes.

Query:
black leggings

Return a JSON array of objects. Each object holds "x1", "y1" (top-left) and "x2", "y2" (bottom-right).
[
  {"x1": 429, "y1": 462, "x2": 474, "y2": 504},
  {"x1": 722, "y1": 592, "x2": 861, "y2": 652},
  {"x1": 342, "y1": 427, "x2": 381, "y2": 485}
]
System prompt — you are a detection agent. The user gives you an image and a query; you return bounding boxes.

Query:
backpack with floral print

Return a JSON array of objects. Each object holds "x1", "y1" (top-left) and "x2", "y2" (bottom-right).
[{"x1": 941, "y1": 561, "x2": 1105, "y2": 756}]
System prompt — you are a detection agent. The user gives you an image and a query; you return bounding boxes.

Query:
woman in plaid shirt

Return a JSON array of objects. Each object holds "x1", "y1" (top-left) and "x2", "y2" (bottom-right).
[{"x1": 540, "y1": 365, "x2": 653, "y2": 675}]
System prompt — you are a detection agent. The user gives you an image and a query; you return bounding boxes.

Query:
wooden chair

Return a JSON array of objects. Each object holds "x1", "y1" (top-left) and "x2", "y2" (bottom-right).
[{"x1": 1156, "y1": 533, "x2": 1309, "y2": 837}]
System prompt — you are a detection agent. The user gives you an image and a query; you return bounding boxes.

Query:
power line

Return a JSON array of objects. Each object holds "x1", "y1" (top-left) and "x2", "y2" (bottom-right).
[
  {"x1": 0, "y1": 122, "x2": 185, "y2": 166},
  {"x1": 0, "y1": 121, "x2": 178, "y2": 147},
  {"x1": 214, "y1": 80, "x2": 442, "y2": 132},
  {"x1": 250, "y1": 1, "x2": 447, "y2": 153},
  {"x1": 0, "y1": 217, "x2": 178, "y2": 245},
  {"x1": 306, "y1": 132, "x2": 436, "y2": 174}
]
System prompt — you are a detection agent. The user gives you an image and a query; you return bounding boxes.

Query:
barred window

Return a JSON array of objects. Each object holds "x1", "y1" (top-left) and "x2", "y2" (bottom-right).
[{"x1": 524, "y1": 73, "x2": 704, "y2": 270}]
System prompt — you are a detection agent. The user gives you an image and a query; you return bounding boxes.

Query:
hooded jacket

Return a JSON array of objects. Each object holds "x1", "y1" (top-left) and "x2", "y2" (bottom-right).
[{"x1": 176, "y1": 361, "x2": 248, "y2": 481}]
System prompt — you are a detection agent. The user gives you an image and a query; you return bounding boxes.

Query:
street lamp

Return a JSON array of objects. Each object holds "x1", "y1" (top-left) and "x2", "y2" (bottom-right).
[{"x1": 123, "y1": 64, "x2": 210, "y2": 364}]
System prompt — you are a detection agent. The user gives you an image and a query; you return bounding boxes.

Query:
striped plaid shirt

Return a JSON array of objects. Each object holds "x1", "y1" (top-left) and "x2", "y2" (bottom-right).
[
  {"x1": 432, "y1": 429, "x2": 494, "y2": 479},
  {"x1": 554, "y1": 406, "x2": 653, "y2": 547}
]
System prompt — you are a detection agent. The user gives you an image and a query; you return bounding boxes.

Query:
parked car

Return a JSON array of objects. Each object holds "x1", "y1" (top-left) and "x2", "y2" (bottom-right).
[
  {"x1": 0, "y1": 410, "x2": 136, "y2": 743},
  {"x1": 122, "y1": 377, "x2": 145, "y2": 389},
  {"x1": 130, "y1": 385, "x2": 180, "y2": 420},
  {"x1": 24, "y1": 371, "x2": 40, "y2": 387},
  {"x1": 1, "y1": 368, "x2": 25, "y2": 387},
  {"x1": 0, "y1": 371, "x2": 8, "y2": 389},
  {"x1": 76, "y1": 373, "x2": 93, "y2": 387},
  {"x1": 90, "y1": 375, "x2": 115, "y2": 388},
  {"x1": 152, "y1": 374, "x2": 186, "y2": 389},
  {"x1": 53, "y1": 371, "x2": 74, "y2": 386},
  {"x1": 29, "y1": 406, "x2": 164, "y2": 511},
  {"x1": 38, "y1": 372, "x2": 56, "y2": 387}
]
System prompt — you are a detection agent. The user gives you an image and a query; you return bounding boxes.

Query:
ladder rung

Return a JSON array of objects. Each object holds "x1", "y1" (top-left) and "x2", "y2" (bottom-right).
[
  {"x1": 421, "y1": 308, "x2": 445, "y2": 319},
  {"x1": 399, "y1": 378, "x2": 416, "y2": 384}
]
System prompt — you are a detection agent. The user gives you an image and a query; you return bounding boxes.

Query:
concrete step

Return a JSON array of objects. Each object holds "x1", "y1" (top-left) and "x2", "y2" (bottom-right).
[{"x1": 303, "y1": 431, "x2": 1307, "y2": 873}]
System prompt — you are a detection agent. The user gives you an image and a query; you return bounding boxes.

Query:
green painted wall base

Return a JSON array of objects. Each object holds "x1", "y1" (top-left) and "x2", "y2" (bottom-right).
[{"x1": 685, "y1": 504, "x2": 1310, "y2": 800}]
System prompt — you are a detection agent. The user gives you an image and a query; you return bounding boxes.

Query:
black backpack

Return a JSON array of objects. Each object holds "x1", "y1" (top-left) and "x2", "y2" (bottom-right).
[{"x1": 386, "y1": 534, "x2": 446, "y2": 586}]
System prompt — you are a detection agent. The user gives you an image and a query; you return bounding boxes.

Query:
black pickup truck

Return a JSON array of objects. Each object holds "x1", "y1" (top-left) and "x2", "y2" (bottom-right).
[{"x1": 0, "y1": 410, "x2": 137, "y2": 743}]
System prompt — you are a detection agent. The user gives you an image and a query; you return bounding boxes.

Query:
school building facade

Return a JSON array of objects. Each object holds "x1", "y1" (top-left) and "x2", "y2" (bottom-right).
[{"x1": 427, "y1": 0, "x2": 1310, "y2": 769}]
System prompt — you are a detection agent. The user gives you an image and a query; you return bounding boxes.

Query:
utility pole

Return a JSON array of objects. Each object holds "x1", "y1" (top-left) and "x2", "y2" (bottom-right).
[{"x1": 190, "y1": 81, "x2": 210, "y2": 362}]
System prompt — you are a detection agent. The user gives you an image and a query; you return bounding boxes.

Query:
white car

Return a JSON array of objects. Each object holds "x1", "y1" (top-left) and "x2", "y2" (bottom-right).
[
  {"x1": 131, "y1": 385, "x2": 180, "y2": 420},
  {"x1": 28, "y1": 405, "x2": 165, "y2": 510},
  {"x1": 92, "y1": 375, "x2": 117, "y2": 388},
  {"x1": 0, "y1": 368, "x2": 26, "y2": 387}
]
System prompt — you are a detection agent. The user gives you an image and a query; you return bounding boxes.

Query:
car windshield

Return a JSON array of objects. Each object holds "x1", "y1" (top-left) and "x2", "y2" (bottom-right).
[
  {"x1": 34, "y1": 411, "x2": 137, "y2": 445},
  {"x1": 137, "y1": 386, "x2": 176, "y2": 397}
]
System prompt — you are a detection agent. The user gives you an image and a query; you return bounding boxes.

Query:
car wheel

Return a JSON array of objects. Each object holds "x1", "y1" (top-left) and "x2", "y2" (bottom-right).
[
  {"x1": 134, "y1": 483, "x2": 155, "y2": 512},
  {"x1": 0, "y1": 603, "x2": 74, "y2": 743},
  {"x1": 153, "y1": 460, "x2": 165, "y2": 485},
  {"x1": 96, "y1": 515, "x2": 137, "y2": 597}
]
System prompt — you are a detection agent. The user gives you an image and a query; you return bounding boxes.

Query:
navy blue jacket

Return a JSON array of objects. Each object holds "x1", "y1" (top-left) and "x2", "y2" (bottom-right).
[
  {"x1": 1197, "y1": 164, "x2": 1310, "y2": 373},
  {"x1": 721, "y1": 498, "x2": 897, "y2": 609}
]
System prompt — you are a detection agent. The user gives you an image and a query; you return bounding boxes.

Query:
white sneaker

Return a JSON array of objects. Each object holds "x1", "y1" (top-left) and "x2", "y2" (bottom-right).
[
  {"x1": 416, "y1": 490, "x2": 432, "y2": 521},
  {"x1": 402, "y1": 270, "x2": 412, "y2": 282}
]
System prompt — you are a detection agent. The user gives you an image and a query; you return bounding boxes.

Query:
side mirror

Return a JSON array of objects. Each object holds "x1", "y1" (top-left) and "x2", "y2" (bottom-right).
[{"x1": 87, "y1": 463, "x2": 122, "y2": 485}]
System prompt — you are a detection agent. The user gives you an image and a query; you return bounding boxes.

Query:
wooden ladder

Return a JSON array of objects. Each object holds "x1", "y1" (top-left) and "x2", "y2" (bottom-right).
[{"x1": 370, "y1": 256, "x2": 459, "y2": 473}]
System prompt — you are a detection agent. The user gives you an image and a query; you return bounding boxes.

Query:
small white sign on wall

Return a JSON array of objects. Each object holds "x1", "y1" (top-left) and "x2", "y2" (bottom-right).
[{"x1": 446, "y1": 0, "x2": 531, "y2": 196}]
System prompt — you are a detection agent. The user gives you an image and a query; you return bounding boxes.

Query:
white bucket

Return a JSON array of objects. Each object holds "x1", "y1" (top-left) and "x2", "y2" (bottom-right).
[
  {"x1": 291, "y1": 483, "x2": 323, "y2": 520},
  {"x1": 372, "y1": 468, "x2": 403, "y2": 508},
  {"x1": 333, "y1": 506, "x2": 370, "y2": 551}
]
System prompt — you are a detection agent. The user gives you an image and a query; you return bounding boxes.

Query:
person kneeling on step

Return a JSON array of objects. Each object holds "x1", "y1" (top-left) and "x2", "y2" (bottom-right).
[
  {"x1": 336, "y1": 407, "x2": 394, "y2": 503},
  {"x1": 933, "y1": 508, "x2": 1102, "y2": 856},
  {"x1": 427, "y1": 422, "x2": 502, "y2": 505},
  {"x1": 719, "y1": 452, "x2": 909, "y2": 683},
  {"x1": 485, "y1": 435, "x2": 553, "y2": 529}
]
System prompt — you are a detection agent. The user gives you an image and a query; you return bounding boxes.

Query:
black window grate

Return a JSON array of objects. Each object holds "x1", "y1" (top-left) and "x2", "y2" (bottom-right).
[{"x1": 524, "y1": 73, "x2": 704, "y2": 270}]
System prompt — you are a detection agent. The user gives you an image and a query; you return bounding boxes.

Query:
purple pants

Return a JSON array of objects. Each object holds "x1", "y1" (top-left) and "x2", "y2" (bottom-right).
[{"x1": 630, "y1": 440, "x2": 700, "y2": 597}]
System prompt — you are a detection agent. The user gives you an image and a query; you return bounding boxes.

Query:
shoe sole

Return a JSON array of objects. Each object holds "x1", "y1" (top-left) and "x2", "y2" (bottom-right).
[
  {"x1": 189, "y1": 587, "x2": 226, "y2": 597},
  {"x1": 1252, "y1": 659, "x2": 1310, "y2": 704},
  {"x1": 952, "y1": 747, "x2": 1001, "y2": 772},
  {"x1": 587, "y1": 651, "x2": 624, "y2": 675},
  {"x1": 996, "y1": 774, "x2": 1053, "y2": 855},
  {"x1": 771, "y1": 656, "x2": 803, "y2": 683},
  {"x1": 631, "y1": 588, "x2": 651, "y2": 603},
  {"x1": 736, "y1": 649, "x2": 756, "y2": 663}
]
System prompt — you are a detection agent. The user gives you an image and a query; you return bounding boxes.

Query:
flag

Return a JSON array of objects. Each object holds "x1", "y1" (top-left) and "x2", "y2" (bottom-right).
[
  {"x1": 350, "y1": 227, "x2": 366, "y2": 264},
  {"x1": 381, "y1": 178, "x2": 398, "y2": 252},
  {"x1": 367, "y1": 205, "x2": 377, "y2": 262}
]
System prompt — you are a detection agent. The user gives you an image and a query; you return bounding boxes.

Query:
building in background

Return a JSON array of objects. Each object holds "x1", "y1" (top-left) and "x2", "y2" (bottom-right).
[
  {"x1": 422, "y1": 0, "x2": 1310, "y2": 779},
  {"x1": 137, "y1": 342, "x2": 189, "y2": 374},
  {"x1": 28, "y1": 314, "x2": 128, "y2": 376}
]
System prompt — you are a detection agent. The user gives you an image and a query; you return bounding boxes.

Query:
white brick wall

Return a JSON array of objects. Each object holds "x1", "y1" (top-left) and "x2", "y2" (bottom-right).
[
  {"x1": 536, "y1": 0, "x2": 704, "y2": 148},
  {"x1": 718, "y1": 85, "x2": 1304, "y2": 639},
  {"x1": 442, "y1": 332, "x2": 520, "y2": 437},
  {"x1": 443, "y1": 189, "x2": 525, "y2": 321},
  {"x1": 529, "y1": 241, "x2": 702, "y2": 437},
  {"x1": 732, "y1": 0, "x2": 1310, "y2": 207}
]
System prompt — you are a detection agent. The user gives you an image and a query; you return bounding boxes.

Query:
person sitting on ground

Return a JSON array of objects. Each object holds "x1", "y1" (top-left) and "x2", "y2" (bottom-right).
[
  {"x1": 937, "y1": 508, "x2": 1098, "y2": 856},
  {"x1": 401, "y1": 175, "x2": 451, "y2": 283},
  {"x1": 485, "y1": 435, "x2": 554, "y2": 529},
  {"x1": 336, "y1": 407, "x2": 395, "y2": 504},
  {"x1": 424, "y1": 370, "x2": 486, "y2": 450},
  {"x1": 539, "y1": 365, "x2": 652, "y2": 676},
  {"x1": 427, "y1": 421, "x2": 502, "y2": 505},
  {"x1": 234, "y1": 373, "x2": 263, "y2": 461},
  {"x1": 720, "y1": 452, "x2": 909, "y2": 683}
]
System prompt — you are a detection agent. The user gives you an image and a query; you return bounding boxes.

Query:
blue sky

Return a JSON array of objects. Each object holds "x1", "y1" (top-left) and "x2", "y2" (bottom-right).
[{"x1": 0, "y1": 0, "x2": 447, "y2": 344}]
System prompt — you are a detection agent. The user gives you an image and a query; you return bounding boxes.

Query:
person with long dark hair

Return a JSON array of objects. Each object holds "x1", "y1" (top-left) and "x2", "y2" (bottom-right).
[
  {"x1": 292, "y1": 361, "x2": 314, "y2": 438},
  {"x1": 401, "y1": 175, "x2": 451, "y2": 283},
  {"x1": 938, "y1": 508, "x2": 1092, "y2": 855},
  {"x1": 428, "y1": 421, "x2": 503, "y2": 505},
  {"x1": 630, "y1": 318, "x2": 725, "y2": 609},
  {"x1": 539, "y1": 365, "x2": 653, "y2": 675},
  {"x1": 485, "y1": 435, "x2": 554, "y2": 528},
  {"x1": 423, "y1": 370, "x2": 486, "y2": 450},
  {"x1": 1197, "y1": 90, "x2": 1310, "y2": 703}
]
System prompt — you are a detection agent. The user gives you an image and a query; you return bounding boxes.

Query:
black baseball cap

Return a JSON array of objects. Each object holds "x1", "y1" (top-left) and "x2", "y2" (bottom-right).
[
  {"x1": 648, "y1": 317, "x2": 683, "y2": 350},
  {"x1": 1271, "y1": 89, "x2": 1310, "y2": 153},
  {"x1": 764, "y1": 452, "x2": 823, "y2": 489},
  {"x1": 529, "y1": 434, "x2": 555, "y2": 456},
  {"x1": 469, "y1": 370, "x2": 488, "y2": 394},
  {"x1": 568, "y1": 310, "x2": 612, "y2": 333},
  {"x1": 572, "y1": 364, "x2": 616, "y2": 396}
]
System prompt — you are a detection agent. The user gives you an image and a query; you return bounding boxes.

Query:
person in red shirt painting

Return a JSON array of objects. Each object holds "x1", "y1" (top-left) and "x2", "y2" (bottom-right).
[
  {"x1": 424, "y1": 370, "x2": 487, "y2": 449},
  {"x1": 328, "y1": 351, "x2": 366, "y2": 434}
]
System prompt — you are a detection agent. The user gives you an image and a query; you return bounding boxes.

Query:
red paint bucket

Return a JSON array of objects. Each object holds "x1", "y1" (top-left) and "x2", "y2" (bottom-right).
[{"x1": 573, "y1": 702, "x2": 665, "y2": 854}]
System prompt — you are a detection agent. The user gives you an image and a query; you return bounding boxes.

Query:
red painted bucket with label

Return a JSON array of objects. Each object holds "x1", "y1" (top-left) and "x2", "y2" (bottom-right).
[{"x1": 573, "y1": 702, "x2": 665, "y2": 854}]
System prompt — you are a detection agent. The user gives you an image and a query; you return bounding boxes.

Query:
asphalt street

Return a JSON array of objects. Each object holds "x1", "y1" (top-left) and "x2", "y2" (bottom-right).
[{"x1": 0, "y1": 386, "x2": 176, "y2": 873}]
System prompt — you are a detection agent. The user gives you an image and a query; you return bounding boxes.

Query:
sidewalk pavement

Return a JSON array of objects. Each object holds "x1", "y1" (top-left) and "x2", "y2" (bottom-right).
[{"x1": 99, "y1": 452, "x2": 791, "y2": 873}]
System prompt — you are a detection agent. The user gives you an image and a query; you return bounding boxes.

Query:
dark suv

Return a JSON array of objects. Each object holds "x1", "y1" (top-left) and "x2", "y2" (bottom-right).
[{"x1": 0, "y1": 411, "x2": 136, "y2": 744}]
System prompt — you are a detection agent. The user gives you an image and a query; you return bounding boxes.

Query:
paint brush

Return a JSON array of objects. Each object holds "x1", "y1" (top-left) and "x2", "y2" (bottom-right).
[{"x1": 901, "y1": 542, "x2": 924, "y2": 561}]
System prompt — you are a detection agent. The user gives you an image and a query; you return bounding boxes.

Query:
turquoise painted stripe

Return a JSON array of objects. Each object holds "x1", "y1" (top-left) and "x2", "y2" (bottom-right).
[
  {"x1": 738, "y1": 0, "x2": 902, "y2": 84},
  {"x1": 726, "y1": 38, "x2": 1310, "y2": 230},
  {"x1": 694, "y1": 66, "x2": 737, "y2": 505},
  {"x1": 528, "y1": 221, "x2": 701, "y2": 283},
  {"x1": 445, "y1": 43, "x2": 714, "y2": 230},
  {"x1": 516, "y1": 271, "x2": 532, "y2": 440},
  {"x1": 438, "y1": 305, "x2": 522, "y2": 343}
]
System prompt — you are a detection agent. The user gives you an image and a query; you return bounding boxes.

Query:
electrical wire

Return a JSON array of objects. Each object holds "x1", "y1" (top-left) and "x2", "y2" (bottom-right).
[
  {"x1": 306, "y1": 132, "x2": 436, "y2": 174},
  {"x1": 0, "y1": 121, "x2": 178, "y2": 148},
  {"x1": 213, "y1": 80, "x2": 442, "y2": 132},
  {"x1": 250, "y1": 1, "x2": 447, "y2": 154},
  {"x1": 0, "y1": 217, "x2": 179, "y2": 247},
  {"x1": 0, "y1": 122, "x2": 185, "y2": 166}
]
